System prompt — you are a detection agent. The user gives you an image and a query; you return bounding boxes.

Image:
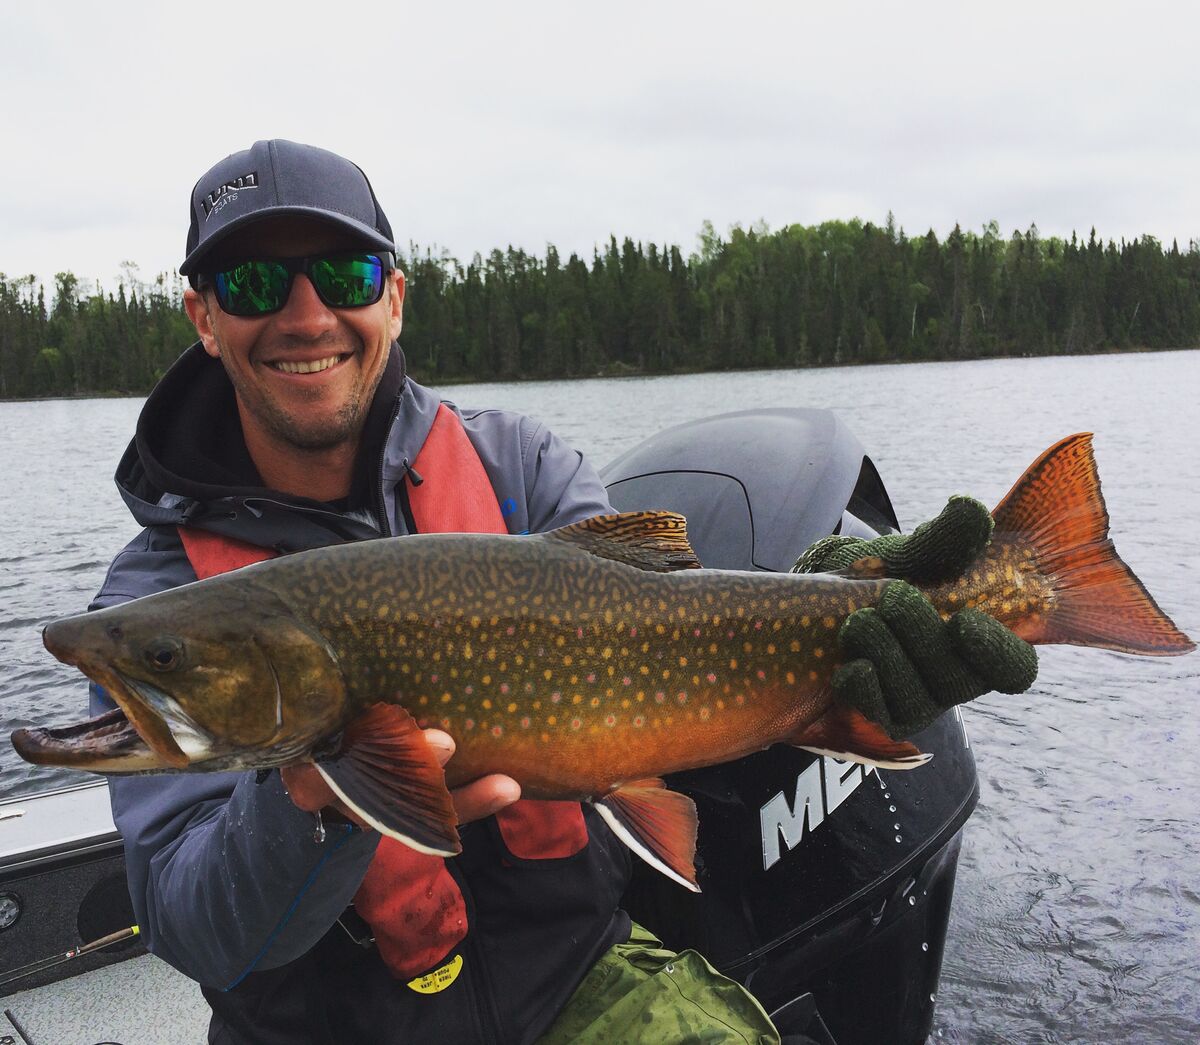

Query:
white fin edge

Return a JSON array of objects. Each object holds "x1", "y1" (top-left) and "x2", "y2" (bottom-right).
[
  {"x1": 314, "y1": 763, "x2": 459, "y2": 856},
  {"x1": 798, "y1": 746, "x2": 934, "y2": 771},
  {"x1": 593, "y1": 799, "x2": 701, "y2": 893}
]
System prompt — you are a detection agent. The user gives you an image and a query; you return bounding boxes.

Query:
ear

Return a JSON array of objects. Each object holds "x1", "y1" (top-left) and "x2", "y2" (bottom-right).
[
  {"x1": 389, "y1": 269, "x2": 405, "y2": 340},
  {"x1": 184, "y1": 286, "x2": 221, "y2": 359}
]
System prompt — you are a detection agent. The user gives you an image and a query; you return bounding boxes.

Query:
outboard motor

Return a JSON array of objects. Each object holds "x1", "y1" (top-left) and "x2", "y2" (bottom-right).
[{"x1": 601, "y1": 409, "x2": 978, "y2": 1045}]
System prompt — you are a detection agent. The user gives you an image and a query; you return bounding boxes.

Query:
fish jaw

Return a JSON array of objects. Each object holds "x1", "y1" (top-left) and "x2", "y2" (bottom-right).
[
  {"x1": 39, "y1": 622, "x2": 196, "y2": 770},
  {"x1": 11, "y1": 706, "x2": 173, "y2": 772}
]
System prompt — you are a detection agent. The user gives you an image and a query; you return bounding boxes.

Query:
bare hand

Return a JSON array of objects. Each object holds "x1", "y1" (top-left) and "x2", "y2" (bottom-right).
[{"x1": 280, "y1": 729, "x2": 521, "y2": 829}]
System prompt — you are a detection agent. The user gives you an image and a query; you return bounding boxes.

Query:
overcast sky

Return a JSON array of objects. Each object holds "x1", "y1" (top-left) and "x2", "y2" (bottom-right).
[{"x1": 4, "y1": 1, "x2": 1198, "y2": 293}]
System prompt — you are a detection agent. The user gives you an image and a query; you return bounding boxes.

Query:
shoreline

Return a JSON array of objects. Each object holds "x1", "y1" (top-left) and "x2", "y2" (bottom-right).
[{"x1": 2, "y1": 343, "x2": 1196, "y2": 403}]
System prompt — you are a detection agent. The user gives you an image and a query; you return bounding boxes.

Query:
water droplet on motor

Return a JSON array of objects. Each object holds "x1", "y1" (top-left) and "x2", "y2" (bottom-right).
[
  {"x1": 922, "y1": 942, "x2": 929, "y2": 952},
  {"x1": 889, "y1": 805, "x2": 897, "y2": 812},
  {"x1": 895, "y1": 834, "x2": 903, "y2": 843},
  {"x1": 930, "y1": 993, "x2": 936, "y2": 1003},
  {"x1": 884, "y1": 793, "x2": 891, "y2": 799},
  {"x1": 894, "y1": 823, "x2": 901, "y2": 830},
  {"x1": 908, "y1": 896, "x2": 916, "y2": 906}
]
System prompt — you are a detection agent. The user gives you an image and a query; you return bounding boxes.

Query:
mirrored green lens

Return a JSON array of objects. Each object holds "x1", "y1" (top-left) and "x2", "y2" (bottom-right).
[
  {"x1": 214, "y1": 261, "x2": 290, "y2": 316},
  {"x1": 310, "y1": 254, "x2": 385, "y2": 308}
]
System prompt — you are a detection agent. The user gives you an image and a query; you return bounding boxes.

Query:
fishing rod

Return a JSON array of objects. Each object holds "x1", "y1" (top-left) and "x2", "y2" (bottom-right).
[{"x1": 0, "y1": 925, "x2": 139, "y2": 990}]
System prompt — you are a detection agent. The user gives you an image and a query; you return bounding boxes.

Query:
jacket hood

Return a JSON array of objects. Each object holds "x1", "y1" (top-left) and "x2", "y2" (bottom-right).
[{"x1": 115, "y1": 341, "x2": 406, "y2": 545}]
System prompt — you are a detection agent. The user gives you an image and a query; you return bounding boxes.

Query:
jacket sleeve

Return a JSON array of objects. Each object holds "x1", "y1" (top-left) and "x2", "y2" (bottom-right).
[
  {"x1": 93, "y1": 531, "x2": 380, "y2": 990},
  {"x1": 520, "y1": 420, "x2": 614, "y2": 532}
]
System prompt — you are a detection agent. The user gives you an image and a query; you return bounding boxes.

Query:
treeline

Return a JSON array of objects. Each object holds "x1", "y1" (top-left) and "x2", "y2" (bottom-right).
[{"x1": 3, "y1": 218, "x2": 1199, "y2": 398}]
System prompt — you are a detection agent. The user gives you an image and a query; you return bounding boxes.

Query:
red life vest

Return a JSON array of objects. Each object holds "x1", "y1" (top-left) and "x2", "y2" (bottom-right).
[{"x1": 178, "y1": 403, "x2": 588, "y2": 979}]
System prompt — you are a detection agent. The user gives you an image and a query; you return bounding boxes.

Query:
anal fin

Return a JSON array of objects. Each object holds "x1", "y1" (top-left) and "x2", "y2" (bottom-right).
[
  {"x1": 595, "y1": 778, "x2": 699, "y2": 892},
  {"x1": 316, "y1": 703, "x2": 461, "y2": 856},
  {"x1": 792, "y1": 706, "x2": 932, "y2": 770}
]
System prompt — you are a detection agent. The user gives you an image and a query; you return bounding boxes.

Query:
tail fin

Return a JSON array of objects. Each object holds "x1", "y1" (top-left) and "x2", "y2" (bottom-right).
[{"x1": 992, "y1": 433, "x2": 1193, "y2": 655}]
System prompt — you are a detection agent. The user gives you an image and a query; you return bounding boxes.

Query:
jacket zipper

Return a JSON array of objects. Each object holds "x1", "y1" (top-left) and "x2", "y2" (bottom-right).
[{"x1": 373, "y1": 395, "x2": 405, "y2": 536}]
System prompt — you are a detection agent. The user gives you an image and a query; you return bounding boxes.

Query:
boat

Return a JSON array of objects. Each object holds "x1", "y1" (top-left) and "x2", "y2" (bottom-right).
[{"x1": 0, "y1": 407, "x2": 977, "y2": 1045}]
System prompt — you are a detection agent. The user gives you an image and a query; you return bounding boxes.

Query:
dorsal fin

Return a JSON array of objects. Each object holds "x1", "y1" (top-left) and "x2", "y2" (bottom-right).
[{"x1": 541, "y1": 511, "x2": 702, "y2": 572}]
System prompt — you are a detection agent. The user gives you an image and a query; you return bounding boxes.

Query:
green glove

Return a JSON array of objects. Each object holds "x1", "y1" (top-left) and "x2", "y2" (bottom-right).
[{"x1": 793, "y1": 496, "x2": 1038, "y2": 738}]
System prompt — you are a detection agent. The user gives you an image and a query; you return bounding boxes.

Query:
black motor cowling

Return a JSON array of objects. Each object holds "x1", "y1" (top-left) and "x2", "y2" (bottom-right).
[{"x1": 601, "y1": 408, "x2": 978, "y2": 1045}]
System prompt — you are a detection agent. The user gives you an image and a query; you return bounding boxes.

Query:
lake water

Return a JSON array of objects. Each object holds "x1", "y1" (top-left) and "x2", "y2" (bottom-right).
[{"x1": 1, "y1": 350, "x2": 1197, "y2": 1042}]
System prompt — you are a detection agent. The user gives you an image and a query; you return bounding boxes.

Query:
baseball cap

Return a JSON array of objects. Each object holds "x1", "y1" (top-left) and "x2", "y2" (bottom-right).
[{"x1": 180, "y1": 139, "x2": 395, "y2": 278}]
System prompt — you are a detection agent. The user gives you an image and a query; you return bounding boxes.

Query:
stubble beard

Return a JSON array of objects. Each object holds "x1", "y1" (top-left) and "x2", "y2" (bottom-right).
[{"x1": 215, "y1": 332, "x2": 385, "y2": 454}]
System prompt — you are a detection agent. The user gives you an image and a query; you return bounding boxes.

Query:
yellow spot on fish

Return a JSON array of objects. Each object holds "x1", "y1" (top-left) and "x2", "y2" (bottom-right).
[
  {"x1": 823, "y1": 617, "x2": 836, "y2": 629},
  {"x1": 678, "y1": 656, "x2": 688, "y2": 667},
  {"x1": 790, "y1": 640, "x2": 801, "y2": 653},
  {"x1": 482, "y1": 699, "x2": 493, "y2": 710},
  {"x1": 507, "y1": 702, "x2": 517, "y2": 713},
  {"x1": 543, "y1": 669, "x2": 553, "y2": 680},
  {"x1": 814, "y1": 647, "x2": 824, "y2": 658},
  {"x1": 801, "y1": 616, "x2": 811, "y2": 627},
  {"x1": 729, "y1": 658, "x2": 738, "y2": 670},
  {"x1": 767, "y1": 643, "x2": 776, "y2": 655},
  {"x1": 441, "y1": 693, "x2": 452, "y2": 703},
  {"x1": 809, "y1": 670, "x2": 819, "y2": 681},
  {"x1": 786, "y1": 671, "x2": 795, "y2": 685}
]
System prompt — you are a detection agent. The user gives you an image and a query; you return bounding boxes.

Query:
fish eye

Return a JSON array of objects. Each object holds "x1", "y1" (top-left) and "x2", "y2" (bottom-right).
[{"x1": 144, "y1": 637, "x2": 185, "y2": 672}]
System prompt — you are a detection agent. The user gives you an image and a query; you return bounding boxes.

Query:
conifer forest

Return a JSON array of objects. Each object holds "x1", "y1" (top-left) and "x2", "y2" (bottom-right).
[{"x1": 2, "y1": 217, "x2": 1198, "y2": 399}]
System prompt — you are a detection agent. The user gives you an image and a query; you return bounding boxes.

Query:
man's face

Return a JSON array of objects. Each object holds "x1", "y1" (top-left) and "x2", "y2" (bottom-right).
[{"x1": 183, "y1": 216, "x2": 404, "y2": 455}]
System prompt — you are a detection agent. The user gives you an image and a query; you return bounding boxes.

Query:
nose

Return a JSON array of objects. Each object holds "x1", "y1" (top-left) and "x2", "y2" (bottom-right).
[{"x1": 275, "y1": 274, "x2": 338, "y2": 337}]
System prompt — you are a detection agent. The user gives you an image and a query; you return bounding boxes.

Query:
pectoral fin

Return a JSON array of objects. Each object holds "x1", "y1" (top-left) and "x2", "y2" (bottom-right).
[
  {"x1": 791, "y1": 705, "x2": 932, "y2": 770},
  {"x1": 316, "y1": 703, "x2": 462, "y2": 856},
  {"x1": 595, "y1": 778, "x2": 700, "y2": 892}
]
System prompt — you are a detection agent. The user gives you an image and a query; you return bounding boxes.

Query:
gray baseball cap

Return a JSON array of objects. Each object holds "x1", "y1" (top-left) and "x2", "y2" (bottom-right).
[{"x1": 180, "y1": 139, "x2": 396, "y2": 277}]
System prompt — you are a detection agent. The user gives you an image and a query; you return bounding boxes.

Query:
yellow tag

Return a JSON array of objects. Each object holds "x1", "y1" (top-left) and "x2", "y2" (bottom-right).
[{"x1": 406, "y1": 953, "x2": 464, "y2": 994}]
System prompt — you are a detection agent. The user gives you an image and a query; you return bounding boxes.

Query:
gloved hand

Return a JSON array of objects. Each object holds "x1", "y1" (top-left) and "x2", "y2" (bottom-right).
[{"x1": 792, "y1": 495, "x2": 1038, "y2": 738}]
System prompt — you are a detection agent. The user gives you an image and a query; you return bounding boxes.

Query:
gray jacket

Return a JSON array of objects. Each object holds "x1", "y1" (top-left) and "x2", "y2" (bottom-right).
[{"x1": 91, "y1": 344, "x2": 629, "y2": 1043}]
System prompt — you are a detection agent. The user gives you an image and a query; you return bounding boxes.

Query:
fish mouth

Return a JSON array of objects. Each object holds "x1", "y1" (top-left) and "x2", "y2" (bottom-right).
[{"x1": 11, "y1": 668, "x2": 217, "y2": 772}]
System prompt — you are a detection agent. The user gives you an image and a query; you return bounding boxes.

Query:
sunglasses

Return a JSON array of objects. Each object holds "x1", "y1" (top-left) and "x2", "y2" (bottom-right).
[{"x1": 203, "y1": 251, "x2": 396, "y2": 317}]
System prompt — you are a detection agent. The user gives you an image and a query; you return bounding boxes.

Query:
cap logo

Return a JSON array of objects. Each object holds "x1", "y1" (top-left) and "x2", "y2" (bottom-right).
[{"x1": 201, "y1": 171, "x2": 259, "y2": 221}]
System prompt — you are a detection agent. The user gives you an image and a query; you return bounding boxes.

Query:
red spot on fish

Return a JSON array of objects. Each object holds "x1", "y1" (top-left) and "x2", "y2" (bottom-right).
[
  {"x1": 492, "y1": 725, "x2": 503, "y2": 737},
  {"x1": 622, "y1": 676, "x2": 632, "y2": 686},
  {"x1": 430, "y1": 673, "x2": 439, "y2": 683},
  {"x1": 571, "y1": 717, "x2": 582, "y2": 730},
  {"x1": 521, "y1": 717, "x2": 531, "y2": 729},
  {"x1": 677, "y1": 692, "x2": 688, "y2": 704},
  {"x1": 706, "y1": 673, "x2": 716, "y2": 683},
  {"x1": 577, "y1": 627, "x2": 584, "y2": 639},
  {"x1": 587, "y1": 673, "x2": 596, "y2": 683},
  {"x1": 754, "y1": 621, "x2": 763, "y2": 630},
  {"x1": 693, "y1": 628, "x2": 701, "y2": 637},
  {"x1": 634, "y1": 715, "x2": 645, "y2": 727},
  {"x1": 551, "y1": 692, "x2": 562, "y2": 703},
  {"x1": 630, "y1": 626, "x2": 638, "y2": 637},
  {"x1": 757, "y1": 669, "x2": 766, "y2": 680},
  {"x1": 727, "y1": 630, "x2": 735, "y2": 639},
  {"x1": 655, "y1": 691, "x2": 666, "y2": 703},
  {"x1": 605, "y1": 715, "x2": 616, "y2": 727},
  {"x1": 506, "y1": 626, "x2": 515, "y2": 636},
  {"x1": 465, "y1": 718, "x2": 475, "y2": 730},
  {"x1": 500, "y1": 683, "x2": 510, "y2": 695},
  {"x1": 465, "y1": 685, "x2": 474, "y2": 695}
]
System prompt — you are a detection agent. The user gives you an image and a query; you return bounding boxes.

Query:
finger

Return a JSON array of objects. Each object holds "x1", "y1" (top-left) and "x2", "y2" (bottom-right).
[
  {"x1": 421, "y1": 728, "x2": 456, "y2": 766},
  {"x1": 831, "y1": 659, "x2": 894, "y2": 733},
  {"x1": 451, "y1": 774, "x2": 521, "y2": 824},
  {"x1": 883, "y1": 496, "x2": 993, "y2": 584},
  {"x1": 948, "y1": 608, "x2": 1039, "y2": 694},
  {"x1": 839, "y1": 603, "x2": 942, "y2": 729},
  {"x1": 876, "y1": 582, "x2": 984, "y2": 709}
]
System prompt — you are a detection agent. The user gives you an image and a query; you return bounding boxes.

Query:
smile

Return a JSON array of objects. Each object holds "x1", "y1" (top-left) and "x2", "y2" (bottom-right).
[{"x1": 269, "y1": 354, "x2": 348, "y2": 375}]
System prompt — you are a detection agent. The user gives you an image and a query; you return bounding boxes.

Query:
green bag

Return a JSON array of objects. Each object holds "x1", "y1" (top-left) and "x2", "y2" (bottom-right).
[{"x1": 537, "y1": 923, "x2": 779, "y2": 1044}]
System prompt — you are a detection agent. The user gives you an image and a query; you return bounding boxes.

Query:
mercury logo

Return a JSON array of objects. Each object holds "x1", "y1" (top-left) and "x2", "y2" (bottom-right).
[
  {"x1": 201, "y1": 172, "x2": 259, "y2": 220},
  {"x1": 759, "y1": 756, "x2": 877, "y2": 870}
]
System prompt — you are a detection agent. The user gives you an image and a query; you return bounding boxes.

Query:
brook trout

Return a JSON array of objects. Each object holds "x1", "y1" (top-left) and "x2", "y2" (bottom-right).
[{"x1": 13, "y1": 434, "x2": 1193, "y2": 890}]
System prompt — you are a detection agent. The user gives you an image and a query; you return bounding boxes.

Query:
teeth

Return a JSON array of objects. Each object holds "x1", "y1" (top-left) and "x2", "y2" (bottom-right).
[{"x1": 272, "y1": 355, "x2": 342, "y2": 374}]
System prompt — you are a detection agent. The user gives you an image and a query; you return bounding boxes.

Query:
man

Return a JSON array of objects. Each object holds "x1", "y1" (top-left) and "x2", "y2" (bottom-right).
[
  {"x1": 92, "y1": 140, "x2": 783, "y2": 1044},
  {"x1": 93, "y1": 139, "x2": 1034, "y2": 1044}
]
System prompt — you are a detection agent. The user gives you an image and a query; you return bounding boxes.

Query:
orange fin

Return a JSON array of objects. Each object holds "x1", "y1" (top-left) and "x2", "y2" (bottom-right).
[
  {"x1": 542, "y1": 511, "x2": 702, "y2": 572},
  {"x1": 792, "y1": 706, "x2": 932, "y2": 770},
  {"x1": 992, "y1": 433, "x2": 1194, "y2": 655},
  {"x1": 594, "y1": 778, "x2": 700, "y2": 892},
  {"x1": 316, "y1": 703, "x2": 461, "y2": 856}
]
